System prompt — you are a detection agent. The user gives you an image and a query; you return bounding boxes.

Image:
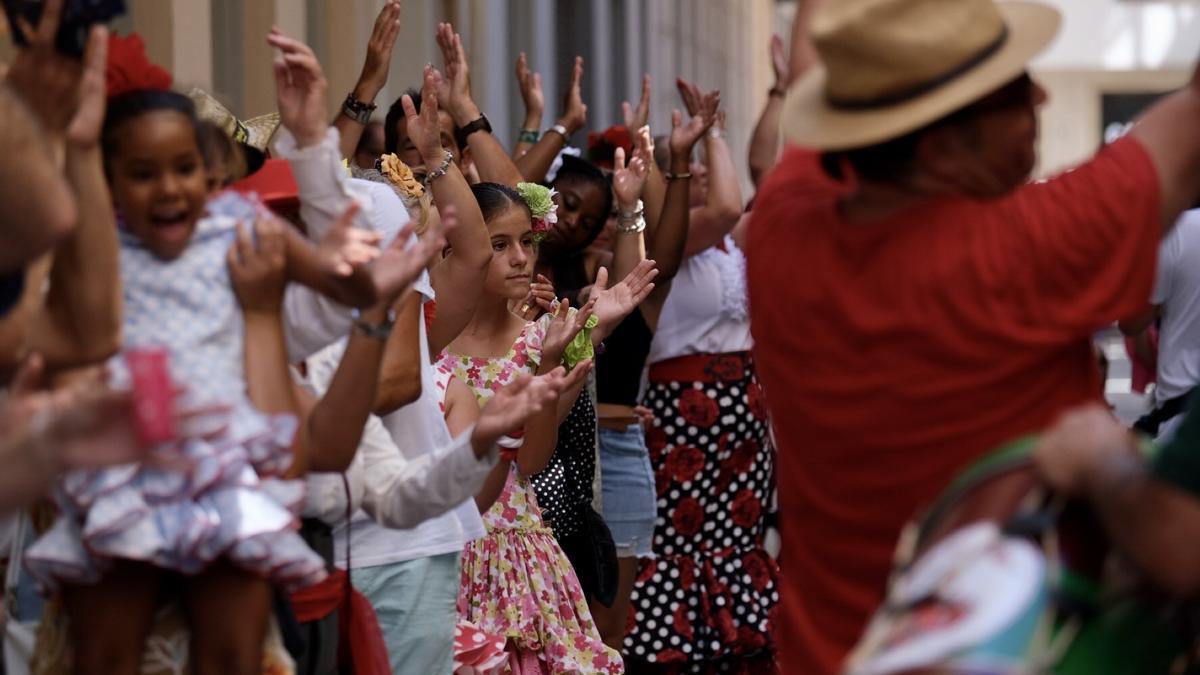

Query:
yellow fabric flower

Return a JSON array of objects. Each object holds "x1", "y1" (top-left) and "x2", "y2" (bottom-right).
[{"x1": 379, "y1": 153, "x2": 426, "y2": 199}]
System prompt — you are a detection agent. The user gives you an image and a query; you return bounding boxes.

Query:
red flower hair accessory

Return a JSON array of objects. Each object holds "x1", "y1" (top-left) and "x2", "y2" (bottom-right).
[
  {"x1": 586, "y1": 125, "x2": 633, "y2": 170},
  {"x1": 106, "y1": 33, "x2": 172, "y2": 100}
]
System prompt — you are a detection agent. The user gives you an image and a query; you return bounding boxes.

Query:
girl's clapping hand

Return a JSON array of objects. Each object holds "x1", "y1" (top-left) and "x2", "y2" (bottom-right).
[
  {"x1": 514, "y1": 274, "x2": 556, "y2": 321},
  {"x1": 540, "y1": 297, "x2": 596, "y2": 368},
  {"x1": 228, "y1": 217, "x2": 288, "y2": 314}
]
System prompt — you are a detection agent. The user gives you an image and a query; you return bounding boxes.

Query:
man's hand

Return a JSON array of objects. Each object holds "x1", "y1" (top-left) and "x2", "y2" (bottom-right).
[
  {"x1": 435, "y1": 22, "x2": 480, "y2": 126},
  {"x1": 401, "y1": 66, "x2": 448, "y2": 166},
  {"x1": 371, "y1": 204, "x2": 455, "y2": 302},
  {"x1": 228, "y1": 218, "x2": 288, "y2": 315},
  {"x1": 268, "y1": 29, "x2": 330, "y2": 148},
  {"x1": 353, "y1": 1, "x2": 402, "y2": 104},
  {"x1": 314, "y1": 202, "x2": 381, "y2": 277},
  {"x1": 1034, "y1": 403, "x2": 1140, "y2": 495},
  {"x1": 558, "y1": 56, "x2": 588, "y2": 136}
]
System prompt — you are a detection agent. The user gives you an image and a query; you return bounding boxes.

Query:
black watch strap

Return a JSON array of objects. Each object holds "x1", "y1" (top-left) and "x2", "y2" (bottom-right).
[{"x1": 454, "y1": 114, "x2": 492, "y2": 148}]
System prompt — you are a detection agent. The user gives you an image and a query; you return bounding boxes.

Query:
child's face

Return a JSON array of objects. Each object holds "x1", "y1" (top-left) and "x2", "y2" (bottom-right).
[
  {"x1": 484, "y1": 204, "x2": 537, "y2": 301},
  {"x1": 109, "y1": 111, "x2": 208, "y2": 261}
]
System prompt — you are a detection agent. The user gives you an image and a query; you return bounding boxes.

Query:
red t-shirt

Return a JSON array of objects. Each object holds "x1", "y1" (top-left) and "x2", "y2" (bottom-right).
[{"x1": 745, "y1": 136, "x2": 1161, "y2": 674}]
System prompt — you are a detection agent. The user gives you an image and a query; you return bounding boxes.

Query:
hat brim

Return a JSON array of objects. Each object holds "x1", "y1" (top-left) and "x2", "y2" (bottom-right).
[{"x1": 781, "y1": 1, "x2": 1061, "y2": 151}]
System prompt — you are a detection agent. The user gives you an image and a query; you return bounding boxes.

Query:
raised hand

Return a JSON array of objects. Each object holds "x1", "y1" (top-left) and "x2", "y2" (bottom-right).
[
  {"x1": 436, "y1": 22, "x2": 480, "y2": 126},
  {"x1": 540, "y1": 298, "x2": 596, "y2": 368},
  {"x1": 516, "y1": 52, "x2": 544, "y2": 126},
  {"x1": 589, "y1": 261, "x2": 659, "y2": 337},
  {"x1": 400, "y1": 66, "x2": 447, "y2": 167},
  {"x1": 228, "y1": 217, "x2": 288, "y2": 315},
  {"x1": 315, "y1": 202, "x2": 381, "y2": 277},
  {"x1": 6, "y1": 0, "x2": 103, "y2": 139},
  {"x1": 372, "y1": 204, "x2": 456, "y2": 301},
  {"x1": 267, "y1": 29, "x2": 330, "y2": 148},
  {"x1": 622, "y1": 74, "x2": 651, "y2": 137},
  {"x1": 675, "y1": 77, "x2": 717, "y2": 119},
  {"x1": 514, "y1": 274, "x2": 557, "y2": 321},
  {"x1": 770, "y1": 34, "x2": 789, "y2": 89},
  {"x1": 355, "y1": 1, "x2": 402, "y2": 102},
  {"x1": 64, "y1": 26, "x2": 109, "y2": 148},
  {"x1": 669, "y1": 102, "x2": 717, "y2": 159},
  {"x1": 612, "y1": 145, "x2": 650, "y2": 209},
  {"x1": 472, "y1": 370, "x2": 566, "y2": 449},
  {"x1": 558, "y1": 56, "x2": 588, "y2": 136}
]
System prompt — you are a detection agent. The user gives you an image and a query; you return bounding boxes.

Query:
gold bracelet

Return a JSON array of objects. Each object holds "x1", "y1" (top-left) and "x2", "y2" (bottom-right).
[{"x1": 665, "y1": 172, "x2": 693, "y2": 181}]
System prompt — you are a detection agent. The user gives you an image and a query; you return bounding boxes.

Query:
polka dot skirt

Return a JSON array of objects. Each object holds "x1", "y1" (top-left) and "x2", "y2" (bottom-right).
[{"x1": 623, "y1": 366, "x2": 779, "y2": 673}]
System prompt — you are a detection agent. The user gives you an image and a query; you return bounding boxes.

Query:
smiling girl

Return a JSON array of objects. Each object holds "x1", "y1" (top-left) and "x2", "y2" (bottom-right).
[{"x1": 22, "y1": 86, "x2": 416, "y2": 675}]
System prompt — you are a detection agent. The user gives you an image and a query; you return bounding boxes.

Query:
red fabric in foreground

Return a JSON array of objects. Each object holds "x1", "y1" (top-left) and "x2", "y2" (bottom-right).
[
  {"x1": 291, "y1": 569, "x2": 391, "y2": 675},
  {"x1": 746, "y1": 136, "x2": 1161, "y2": 674}
]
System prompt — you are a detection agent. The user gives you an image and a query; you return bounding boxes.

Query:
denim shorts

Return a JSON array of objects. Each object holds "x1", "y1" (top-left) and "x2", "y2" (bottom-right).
[{"x1": 598, "y1": 424, "x2": 657, "y2": 559}]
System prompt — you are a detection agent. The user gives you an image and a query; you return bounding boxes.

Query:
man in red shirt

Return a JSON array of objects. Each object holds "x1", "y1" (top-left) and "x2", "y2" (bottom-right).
[{"x1": 746, "y1": 0, "x2": 1200, "y2": 672}]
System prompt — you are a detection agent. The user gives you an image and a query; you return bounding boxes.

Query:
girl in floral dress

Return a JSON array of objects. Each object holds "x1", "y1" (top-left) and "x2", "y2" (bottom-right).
[{"x1": 437, "y1": 182, "x2": 623, "y2": 674}]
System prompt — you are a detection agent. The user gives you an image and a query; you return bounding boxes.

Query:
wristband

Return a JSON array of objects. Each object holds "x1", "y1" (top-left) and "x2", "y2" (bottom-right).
[
  {"x1": 455, "y1": 114, "x2": 493, "y2": 148},
  {"x1": 517, "y1": 129, "x2": 540, "y2": 144},
  {"x1": 708, "y1": 127, "x2": 725, "y2": 139},
  {"x1": 424, "y1": 150, "x2": 454, "y2": 185},
  {"x1": 341, "y1": 93, "x2": 377, "y2": 125},
  {"x1": 548, "y1": 123, "x2": 570, "y2": 141},
  {"x1": 665, "y1": 172, "x2": 693, "y2": 181},
  {"x1": 351, "y1": 307, "x2": 396, "y2": 340}
]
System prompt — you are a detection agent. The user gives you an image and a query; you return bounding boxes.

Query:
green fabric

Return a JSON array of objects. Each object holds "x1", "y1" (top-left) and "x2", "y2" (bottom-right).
[
  {"x1": 1152, "y1": 393, "x2": 1200, "y2": 497},
  {"x1": 562, "y1": 314, "x2": 600, "y2": 370}
]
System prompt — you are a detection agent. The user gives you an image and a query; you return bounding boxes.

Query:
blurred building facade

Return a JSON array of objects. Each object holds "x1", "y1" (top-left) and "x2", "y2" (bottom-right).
[
  {"x1": 3, "y1": 0, "x2": 1197, "y2": 186},
  {"x1": 6, "y1": 0, "x2": 775, "y2": 192}
]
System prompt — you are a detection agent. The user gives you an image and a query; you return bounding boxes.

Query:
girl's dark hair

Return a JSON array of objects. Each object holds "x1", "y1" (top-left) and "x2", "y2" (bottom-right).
[
  {"x1": 471, "y1": 182, "x2": 531, "y2": 223},
  {"x1": 551, "y1": 155, "x2": 613, "y2": 250},
  {"x1": 101, "y1": 89, "x2": 200, "y2": 168}
]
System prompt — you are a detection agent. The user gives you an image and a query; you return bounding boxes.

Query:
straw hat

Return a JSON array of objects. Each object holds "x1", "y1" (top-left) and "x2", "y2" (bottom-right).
[
  {"x1": 782, "y1": 0, "x2": 1060, "y2": 151},
  {"x1": 188, "y1": 88, "x2": 280, "y2": 157}
]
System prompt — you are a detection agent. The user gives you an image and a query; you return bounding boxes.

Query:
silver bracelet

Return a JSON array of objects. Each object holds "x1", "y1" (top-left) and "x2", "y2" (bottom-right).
[
  {"x1": 616, "y1": 216, "x2": 646, "y2": 235},
  {"x1": 424, "y1": 150, "x2": 454, "y2": 185},
  {"x1": 549, "y1": 123, "x2": 570, "y2": 140},
  {"x1": 616, "y1": 201, "x2": 646, "y2": 234}
]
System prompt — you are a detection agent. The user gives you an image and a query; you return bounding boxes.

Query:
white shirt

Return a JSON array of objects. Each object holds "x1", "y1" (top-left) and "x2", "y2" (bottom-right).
[
  {"x1": 276, "y1": 127, "x2": 412, "y2": 362},
  {"x1": 1152, "y1": 210, "x2": 1200, "y2": 411},
  {"x1": 648, "y1": 236, "x2": 754, "y2": 364},
  {"x1": 278, "y1": 127, "x2": 485, "y2": 568},
  {"x1": 300, "y1": 339, "x2": 495, "y2": 565}
]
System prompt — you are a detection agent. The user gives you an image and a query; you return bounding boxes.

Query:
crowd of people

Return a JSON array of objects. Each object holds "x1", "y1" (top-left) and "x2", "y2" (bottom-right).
[
  {"x1": 0, "y1": 0, "x2": 781, "y2": 673},
  {"x1": 10, "y1": 0, "x2": 1200, "y2": 673}
]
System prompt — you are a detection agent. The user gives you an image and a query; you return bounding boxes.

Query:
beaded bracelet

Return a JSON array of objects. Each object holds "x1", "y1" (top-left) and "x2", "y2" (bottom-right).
[{"x1": 424, "y1": 150, "x2": 454, "y2": 185}]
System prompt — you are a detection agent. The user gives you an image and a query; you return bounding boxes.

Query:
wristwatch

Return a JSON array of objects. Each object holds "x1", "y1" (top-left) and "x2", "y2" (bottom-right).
[
  {"x1": 455, "y1": 114, "x2": 493, "y2": 148},
  {"x1": 548, "y1": 123, "x2": 570, "y2": 140},
  {"x1": 341, "y1": 93, "x2": 377, "y2": 125},
  {"x1": 351, "y1": 307, "x2": 397, "y2": 340}
]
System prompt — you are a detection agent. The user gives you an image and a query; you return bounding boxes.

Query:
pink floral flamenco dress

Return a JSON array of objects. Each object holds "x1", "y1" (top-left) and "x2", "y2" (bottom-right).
[{"x1": 438, "y1": 320, "x2": 622, "y2": 675}]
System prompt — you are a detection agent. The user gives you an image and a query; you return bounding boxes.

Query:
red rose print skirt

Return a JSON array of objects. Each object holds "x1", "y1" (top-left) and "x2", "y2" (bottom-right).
[{"x1": 623, "y1": 353, "x2": 780, "y2": 673}]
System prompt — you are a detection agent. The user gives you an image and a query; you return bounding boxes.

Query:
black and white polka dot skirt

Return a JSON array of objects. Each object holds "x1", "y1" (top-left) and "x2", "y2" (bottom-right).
[{"x1": 623, "y1": 352, "x2": 779, "y2": 673}]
